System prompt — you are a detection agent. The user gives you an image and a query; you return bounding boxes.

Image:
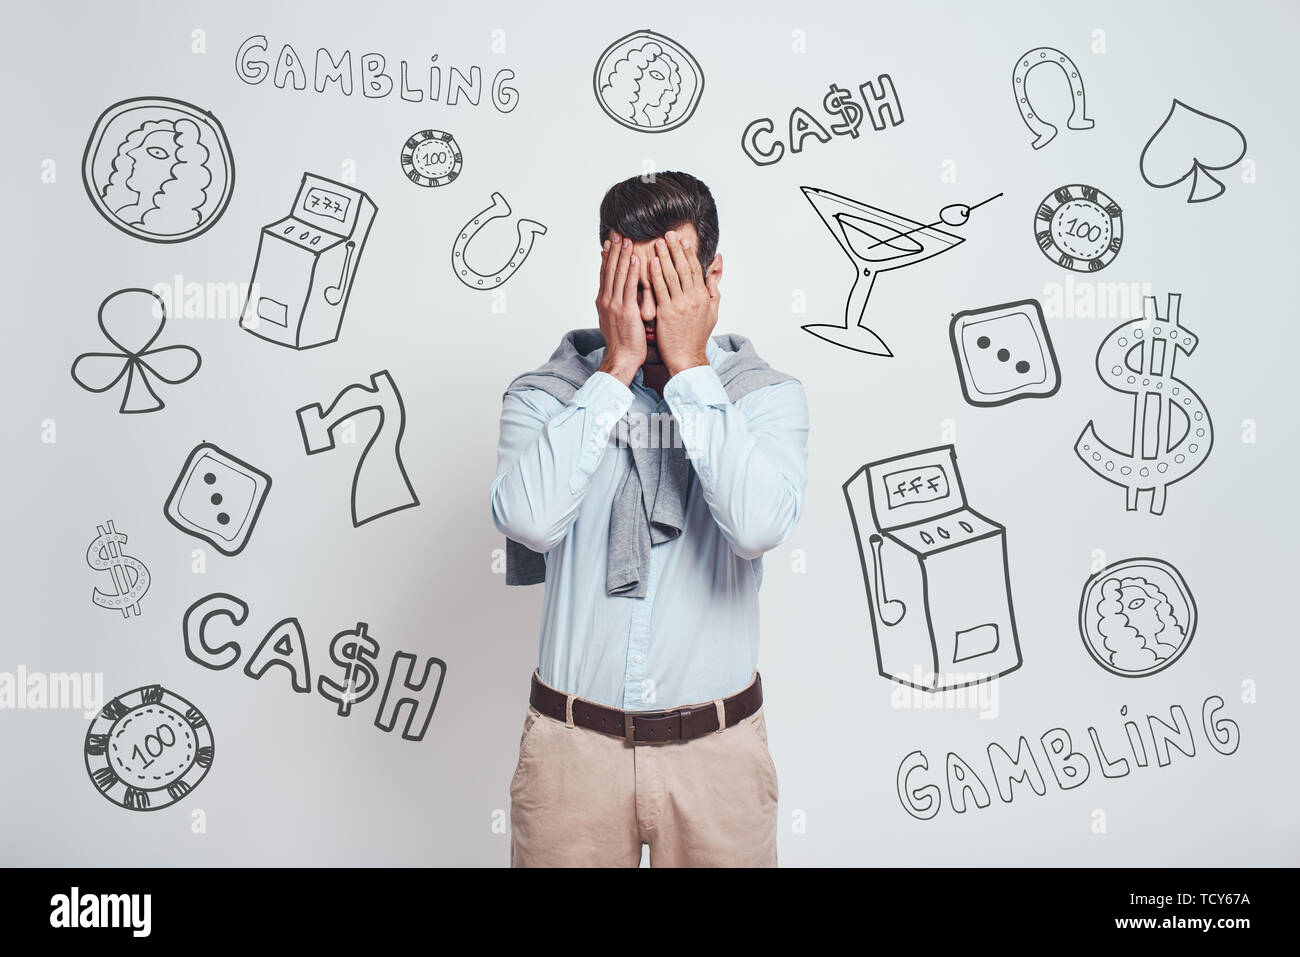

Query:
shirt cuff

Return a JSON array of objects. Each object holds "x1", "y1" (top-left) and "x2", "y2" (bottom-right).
[
  {"x1": 574, "y1": 370, "x2": 635, "y2": 411},
  {"x1": 662, "y1": 363, "x2": 730, "y2": 412},
  {"x1": 569, "y1": 371, "x2": 634, "y2": 492}
]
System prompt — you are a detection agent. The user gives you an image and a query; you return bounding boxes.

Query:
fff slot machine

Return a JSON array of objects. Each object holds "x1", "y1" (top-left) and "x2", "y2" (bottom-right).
[{"x1": 844, "y1": 445, "x2": 1023, "y2": 691}]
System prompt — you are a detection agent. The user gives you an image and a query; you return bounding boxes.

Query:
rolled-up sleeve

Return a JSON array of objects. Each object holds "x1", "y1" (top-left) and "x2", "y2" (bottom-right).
[
  {"x1": 489, "y1": 372, "x2": 633, "y2": 554},
  {"x1": 663, "y1": 366, "x2": 809, "y2": 560}
]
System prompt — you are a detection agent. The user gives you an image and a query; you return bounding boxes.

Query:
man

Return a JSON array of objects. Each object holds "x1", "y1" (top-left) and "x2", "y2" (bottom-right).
[{"x1": 489, "y1": 171, "x2": 809, "y2": 867}]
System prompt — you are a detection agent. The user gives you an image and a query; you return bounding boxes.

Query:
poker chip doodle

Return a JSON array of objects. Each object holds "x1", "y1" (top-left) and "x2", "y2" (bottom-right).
[
  {"x1": 1034, "y1": 184, "x2": 1123, "y2": 272},
  {"x1": 1011, "y1": 47, "x2": 1094, "y2": 150},
  {"x1": 84, "y1": 684, "x2": 214, "y2": 811},
  {"x1": 400, "y1": 129, "x2": 463, "y2": 187},
  {"x1": 164, "y1": 442, "x2": 272, "y2": 556},
  {"x1": 82, "y1": 96, "x2": 235, "y2": 244},
  {"x1": 1139, "y1": 100, "x2": 1247, "y2": 203},
  {"x1": 593, "y1": 29, "x2": 704, "y2": 132},
  {"x1": 1079, "y1": 558, "x2": 1197, "y2": 677},
  {"x1": 452, "y1": 192, "x2": 547, "y2": 289},
  {"x1": 950, "y1": 299, "x2": 1060, "y2": 406},
  {"x1": 71, "y1": 288, "x2": 201, "y2": 413}
]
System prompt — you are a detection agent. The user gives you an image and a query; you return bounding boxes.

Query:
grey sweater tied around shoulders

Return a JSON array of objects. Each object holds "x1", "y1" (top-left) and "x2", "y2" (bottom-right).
[{"x1": 502, "y1": 328, "x2": 796, "y2": 598}]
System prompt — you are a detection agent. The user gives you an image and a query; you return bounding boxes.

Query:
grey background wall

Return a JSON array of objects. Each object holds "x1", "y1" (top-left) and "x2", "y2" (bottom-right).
[{"x1": 2, "y1": 0, "x2": 1297, "y2": 866}]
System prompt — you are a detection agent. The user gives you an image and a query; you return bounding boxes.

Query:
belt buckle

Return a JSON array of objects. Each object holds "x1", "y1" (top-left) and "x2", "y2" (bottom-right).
[{"x1": 624, "y1": 709, "x2": 677, "y2": 746}]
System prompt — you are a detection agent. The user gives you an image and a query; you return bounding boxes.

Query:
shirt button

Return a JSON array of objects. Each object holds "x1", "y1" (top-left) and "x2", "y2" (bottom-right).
[{"x1": 631, "y1": 654, "x2": 641, "y2": 664}]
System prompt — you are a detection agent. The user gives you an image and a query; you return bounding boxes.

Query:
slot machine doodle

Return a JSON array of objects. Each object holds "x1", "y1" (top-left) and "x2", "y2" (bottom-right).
[
  {"x1": 844, "y1": 446, "x2": 1024, "y2": 692},
  {"x1": 242, "y1": 173, "x2": 377, "y2": 349}
]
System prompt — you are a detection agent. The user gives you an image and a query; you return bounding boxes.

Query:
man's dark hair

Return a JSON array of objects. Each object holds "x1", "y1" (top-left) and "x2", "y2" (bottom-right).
[{"x1": 599, "y1": 170, "x2": 719, "y2": 269}]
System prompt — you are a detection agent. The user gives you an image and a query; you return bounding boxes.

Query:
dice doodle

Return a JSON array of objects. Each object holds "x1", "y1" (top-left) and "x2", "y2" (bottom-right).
[
  {"x1": 949, "y1": 300, "x2": 1060, "y2": 406},
  {"x1": 164, "y1": 443, "x2": 272, "y2": 556}
]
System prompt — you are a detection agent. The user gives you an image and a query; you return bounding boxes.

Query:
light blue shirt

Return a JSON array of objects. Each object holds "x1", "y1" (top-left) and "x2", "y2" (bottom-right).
[{"x1": 490, "y1": 336, "x2": 809, "y2": 710}]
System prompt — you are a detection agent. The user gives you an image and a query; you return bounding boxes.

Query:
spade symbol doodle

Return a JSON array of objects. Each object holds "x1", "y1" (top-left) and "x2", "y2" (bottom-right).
[{"x1": 1139, "y1": 100, "x2": 1247, "y2": 204}]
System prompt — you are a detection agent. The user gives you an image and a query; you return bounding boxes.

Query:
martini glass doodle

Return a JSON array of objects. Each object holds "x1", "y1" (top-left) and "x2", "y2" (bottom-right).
[{"x1": 801, "y1": 187, "x2": 1002, "y2": 356}]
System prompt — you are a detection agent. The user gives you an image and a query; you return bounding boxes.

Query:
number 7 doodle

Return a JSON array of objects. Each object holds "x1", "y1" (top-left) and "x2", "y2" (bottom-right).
[{"x1": 296, "y1": 370, "x2": 420, "y2": 528}]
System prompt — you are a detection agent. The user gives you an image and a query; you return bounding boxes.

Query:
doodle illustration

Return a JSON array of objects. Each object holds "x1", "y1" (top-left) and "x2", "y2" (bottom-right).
[
  {"x1": 318, "y1": 623, "x2": 381, "y2": 718},
  {"x1": 82, "y1": 96, "x2": 234, "y2": 243},
  {"x1": 1012, "y1": 47, "x2": 1094, "y2": 149},
  {"x1": 741, "y1": 75, "x2": 905, "y2": 166},
  {"x1": 182, "y1": 592, "x2": 449, "y2": 742},
  {"x1": 86, "y1": 520, "x2": 150, "y2": 618},
  {"x1": 593, "y1": 29, "x2": 703, "y2": 132},
  {"x1": 802, "y1": 186, "x2": 1002, "y2": 356},
  {"x1": 843, "y1": 445, "x2": 1023, "y2": 692},
  {"x1": 1035, "y1": 184, "x2": 1123, "y2": 272},
  {"x1": 84, "y1": 684, "x2": 214, "y2": 811},
  {"x1": 452, "y1": 192, "x2": 547, "y2": 289},
  {"x1": 164, "y1": 442, "x2": 272, "y2": 555},
  {"x1": 296, "y1": 370, "x2": 420, "y2": 527},
  {"x1": 1076, "y1": 293, "x2": 1212, "y2": 515},
  {"x1": 1139, "y1": 100, "x2": 1247, "y2": 203},
  {"x1": 950, "y1": 299, "x2": 1060, "y2": 406},
  {"x1": 235, "y1": 35, "x2": 521, "y2": 113},
  {"x1": 400, "y1": 129, "x2": 462, "y2": 187},
  {"x1": 1079, "y1": 558, "x2": 1197, "y2": 678},
  {"x1": 242, "y1": 172, "x2": 377, "y2": 349},
  {"x1": 71, "y1": 288, "x2": 201, "y2": 413}
]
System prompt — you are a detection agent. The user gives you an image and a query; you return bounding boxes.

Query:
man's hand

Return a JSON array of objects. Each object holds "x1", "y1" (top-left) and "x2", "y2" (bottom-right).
[
  {"x1": 649, "y1": 230, "x2": 719, "y2": 378},
  {"x1": 595, "y1": 232, "x2": 645, "y2": 386}
]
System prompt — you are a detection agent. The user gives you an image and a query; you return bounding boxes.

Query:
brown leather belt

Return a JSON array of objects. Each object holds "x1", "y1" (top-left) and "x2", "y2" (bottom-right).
[{"x1": 529, "y1": 671, "x2": 763, "y2": 745}]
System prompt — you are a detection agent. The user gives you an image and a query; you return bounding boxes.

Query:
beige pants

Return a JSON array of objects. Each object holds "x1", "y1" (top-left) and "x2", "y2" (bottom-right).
[{"x1": 508, "y1": 684, "x2": 780, "y2": 867}]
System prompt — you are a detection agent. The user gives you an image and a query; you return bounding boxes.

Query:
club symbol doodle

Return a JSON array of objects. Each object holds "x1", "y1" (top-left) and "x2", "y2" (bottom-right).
[
  {"x1": 164, "y1": 442, "x2": 272, "y2": 555},
  {"x1": 1076, "y1": 293, "x2": 1212, "y2": 515},
  {"x1": 451, "y1": 192, "x2": 547, "y2": 289},
  {"x1": 84, "y1": 684, "x2": 214, "y2": 811},
  {"x1": 1012, "y1": 47, "x2": 1094, "y2": 150},
  {"x1": 296, "y1": 371, "x2": 420, "y2": 527},
  {"x1": 593, "y1": 29, "x2": 704, "y2": 132},
  {"x1": 1140, "y1": 100, "x2": 1247, "y2": 203},
  {"x1": 71, "y1": 288, "x2": 201, "y2": 413},
  {"x1": 243, "y1": 172, "x2": 378, "y2": 349},
  {"x1": 1035, "y1": 184, "x2": 1123, "y2": 273},
  {"x1": 802, "y1": 186, "x2": 1001, "y2": 356},
  {"x1": 86, "y1": 520, "x2": 150, "y2": 618},
  {"x1": 843, "y1": 445, "x2": 1023, "y2": 692},
  {"x1": 400, "y1": 129, "x2": 462, "y2": 187},
  {"x1": 950, "y1": 299, "x2": 1060, "y2": 406},
  {"x1": 82, "y1": 96, "x2": 234, "y2": 243},
  {"x1": 1079, "y1": 558, "x2": 1197, "y2": 678}
]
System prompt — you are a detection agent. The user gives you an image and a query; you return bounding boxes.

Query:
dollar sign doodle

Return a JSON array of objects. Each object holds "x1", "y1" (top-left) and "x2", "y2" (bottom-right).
[
  {"x1": 86, "y1": 520, "x2": 150, "y2": 618},
  {"x1": 1075, "y1": 293, "x2": 1213, "y2": 515},
  {"x1": 823, "y1": 84, "x2": 862, "y2": 139},
  {"x1": 318, "y1": 622, "x2": 381, "y2": 717}
]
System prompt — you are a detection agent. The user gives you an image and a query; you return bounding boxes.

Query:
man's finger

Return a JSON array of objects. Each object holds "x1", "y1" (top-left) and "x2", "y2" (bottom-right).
[
  {"x1": 649, "y1": 250, "x2": 671, "y2": 305},
  {"x1": 610, "y1": 239, "x2": 631, "y2": 306},
  {"x1": 622, "y1": 251, "x2": 640, "y2": 313},
  {"x1": 656, "y1": 238, "x2": 682, "y2": 298},
  {"x1": 666, "y1": 233, "x2": 695, "y2": 293},
  {"x1": 598, "y1": 239, "x2": 611, "y2": 295},
  {"x1": 598, "y1": 231, "x2": 624, "y2": 299}
]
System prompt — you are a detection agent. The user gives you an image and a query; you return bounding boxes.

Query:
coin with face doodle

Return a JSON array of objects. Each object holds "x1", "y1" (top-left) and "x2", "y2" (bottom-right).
[
  {"x1": 82, "y1": 96, "x2": 235, "y2": 243},
  {"x1": 593, "y1": 30, "x2": 704, "y2": 133},
  {"x1": 1078, "y1": 558, "x2": 1196, "y2": 677}
]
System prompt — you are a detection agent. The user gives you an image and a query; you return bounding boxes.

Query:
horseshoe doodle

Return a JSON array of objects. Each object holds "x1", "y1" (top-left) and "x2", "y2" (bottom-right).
[
  {"x1": 451, "y1": 192, "x2": 547, "y2": 290},
  {"x1": 1012, "y1": 47, "x2": 1094, "y2": 150}
]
